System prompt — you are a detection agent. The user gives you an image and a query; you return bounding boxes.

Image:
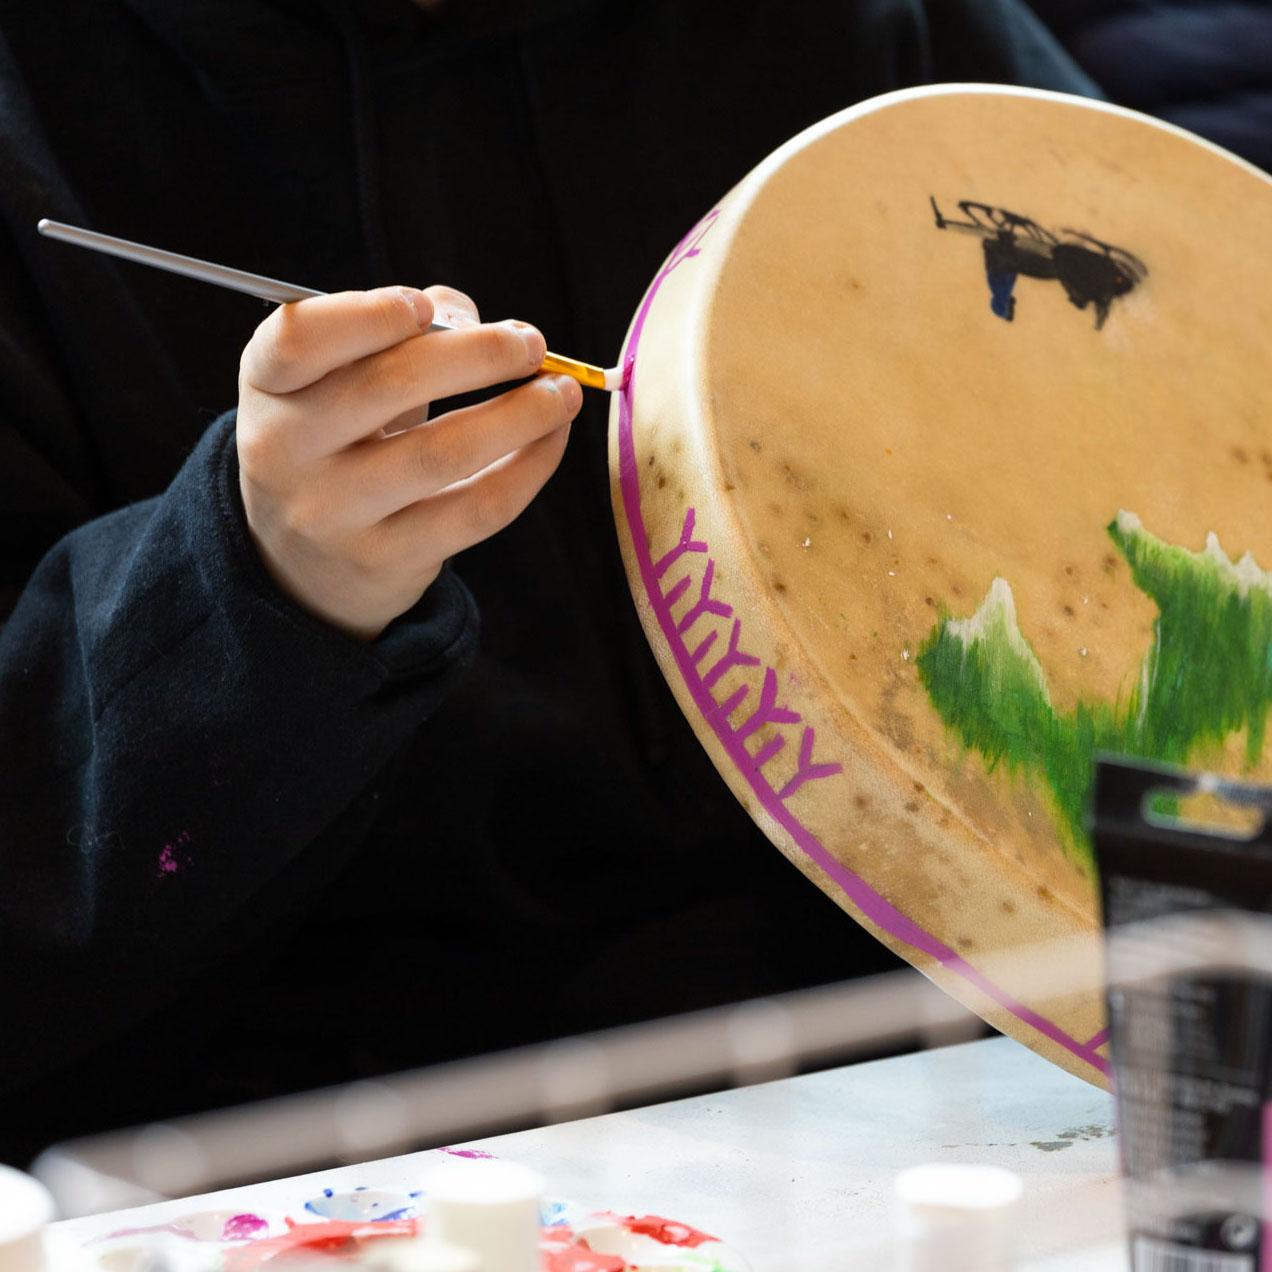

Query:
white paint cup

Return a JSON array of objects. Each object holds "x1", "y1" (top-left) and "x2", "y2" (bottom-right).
[
  {"x1": 0, "y1": 1165, "x2": 55, "y2": 1272},
  {"x1": 893, "y1": 1162, "x2": 1023, "y2": 1271},
  {"x1": 423, "y1": 1160, "x2": 543, "y2": 1272}
]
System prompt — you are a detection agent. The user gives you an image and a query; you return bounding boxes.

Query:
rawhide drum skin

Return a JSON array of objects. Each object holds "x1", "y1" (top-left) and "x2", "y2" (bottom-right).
[{"x1": 608, "y1": 85, "x2": 1272, "y2": 1085}]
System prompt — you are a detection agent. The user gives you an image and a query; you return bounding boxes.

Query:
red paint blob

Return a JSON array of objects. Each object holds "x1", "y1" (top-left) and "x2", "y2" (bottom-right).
[
  {"x1": 223, "y1": 1217, "x2": 417, "y2": 1268},
  {"x1": 604, "y1": 1213, "x2": 717, "y2": 1247},
  {"x1": 546, "y1": 1253, "x2": 628, "y2": 1272}
]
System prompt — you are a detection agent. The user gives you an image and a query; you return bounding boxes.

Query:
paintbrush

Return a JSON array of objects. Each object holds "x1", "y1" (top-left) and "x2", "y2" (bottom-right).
[{"x1": 37, "y1": 219, "x2": 623, "y2": 392}]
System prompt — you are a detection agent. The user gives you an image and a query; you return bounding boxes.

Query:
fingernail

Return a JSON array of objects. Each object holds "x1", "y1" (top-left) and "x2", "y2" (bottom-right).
[
  {"x1": 438, "y1": 306, "x2": 477, "y2": 328},
  {"x1": 402, "y1": 287, "x2": 432, "y2": 330},
  {"x1": 557, "y1": 374, "x2": 583, "y2": 412},
  {"x1": 540, "y1": 373, "x2": 583, "y2": 410},
  {"x1": 504, "y1": 319, "x2": 546, "y2": 366}
]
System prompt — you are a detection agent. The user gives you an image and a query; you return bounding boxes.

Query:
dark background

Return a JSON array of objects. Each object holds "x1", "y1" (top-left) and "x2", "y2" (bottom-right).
[{"x1": 1027, "y1": 0, "x2": 1272, "y2": 172}]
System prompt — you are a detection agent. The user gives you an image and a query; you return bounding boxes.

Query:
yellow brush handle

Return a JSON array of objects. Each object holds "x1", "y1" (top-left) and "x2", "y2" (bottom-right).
[{"x1": 539, "y1": 351, "x2": 609, "y2": 391}]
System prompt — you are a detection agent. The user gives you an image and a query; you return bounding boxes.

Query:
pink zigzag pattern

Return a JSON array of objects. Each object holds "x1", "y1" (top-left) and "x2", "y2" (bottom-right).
[
  {"x1": 657, "y1": 510, "x2": 843, "y2": 805},
  {"x1": 616, "y1": 209, "x2": 1108, "y2": 1079}
]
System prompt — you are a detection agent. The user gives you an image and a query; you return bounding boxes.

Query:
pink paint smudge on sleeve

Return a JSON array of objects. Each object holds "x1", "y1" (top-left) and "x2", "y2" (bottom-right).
[
  {"x1": 156, "y1": 830, "x2": 191, "y2": 878},
  {"x1": 437, "y1": 1146, "x2": 497, "y2": 1159}
]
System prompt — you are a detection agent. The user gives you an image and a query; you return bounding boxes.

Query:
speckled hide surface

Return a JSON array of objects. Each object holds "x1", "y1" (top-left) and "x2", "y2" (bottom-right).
[{"x1": 608, "y1": 86, "x2": 1272, "y2": 1085}]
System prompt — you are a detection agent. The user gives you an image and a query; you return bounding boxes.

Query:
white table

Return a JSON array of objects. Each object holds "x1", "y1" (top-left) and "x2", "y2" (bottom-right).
[{"x1": 52, "y1": 1037, "x2": 1128, "y2": 1269}]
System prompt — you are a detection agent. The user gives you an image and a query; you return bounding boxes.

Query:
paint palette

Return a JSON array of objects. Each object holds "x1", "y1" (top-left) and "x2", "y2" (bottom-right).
[
  {"x1": 57, "y1": 1209, "x2": 288, "y2": 1272},
  {"x1": 67, "y1": 1184, "x2": 749, "y2": 1272},
  {"x1": 609, "y1": 84, "x2": 1272, "y2": 1084}
]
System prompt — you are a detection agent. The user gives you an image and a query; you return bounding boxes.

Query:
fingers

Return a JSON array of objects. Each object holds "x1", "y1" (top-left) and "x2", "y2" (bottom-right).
[
  {"x1": 358, "y1": 320, "x2": 547, "y2": 409},
  {"x1": 234, "y1": 278, "x2": 580, "y2": 643},
  {"x1": 375, "y1": 283, "x2": 480, "y2": 436},
  {"x1": 343, "y1": 373, "x2": 584, "y2": 521},
  {"x1": 240, "y1": 286, "x2": 434, "y2": 394},
  {"x1": 375, "y1": 417, "x2": 573, "y2": 565},
  {"x1": 284, "y1": 319, "x2": 548, "y2": 455}
]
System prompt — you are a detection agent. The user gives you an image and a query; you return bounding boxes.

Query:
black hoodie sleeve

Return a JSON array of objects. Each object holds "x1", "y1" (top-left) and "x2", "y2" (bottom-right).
[
  {"x1": 0, "y1": 399, "x2": 478, "y2": 1096},
  {"x1": 0, "y1": 10, "x2": 482, "y2": 1096}
]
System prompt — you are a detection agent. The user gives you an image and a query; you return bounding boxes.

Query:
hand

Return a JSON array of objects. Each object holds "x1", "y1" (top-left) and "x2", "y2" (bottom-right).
[{"x1": 235, "y1": 285, "x2": 582, "y2": 641}]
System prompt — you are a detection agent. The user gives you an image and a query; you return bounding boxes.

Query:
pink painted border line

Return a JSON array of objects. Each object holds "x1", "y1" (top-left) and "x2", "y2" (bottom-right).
[{"x1": 615, "y1": 217, "x2": 1109, "y2": 1079}]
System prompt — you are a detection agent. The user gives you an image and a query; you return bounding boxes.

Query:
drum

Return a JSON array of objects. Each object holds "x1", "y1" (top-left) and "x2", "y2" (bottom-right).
[{"x1": 608, "y1": 85, "x2": 1272, "y2": 1085}]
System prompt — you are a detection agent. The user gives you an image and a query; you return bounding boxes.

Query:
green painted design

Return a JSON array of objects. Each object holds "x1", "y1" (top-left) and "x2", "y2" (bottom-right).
[{"x1": 916, "y1": 511, "x2": 1272, "y2": 866}]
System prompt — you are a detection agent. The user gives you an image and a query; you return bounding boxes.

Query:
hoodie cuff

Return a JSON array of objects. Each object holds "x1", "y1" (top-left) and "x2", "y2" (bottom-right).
[{"x1": 208, "y1": 410, "x2": 480, "y2": 686}]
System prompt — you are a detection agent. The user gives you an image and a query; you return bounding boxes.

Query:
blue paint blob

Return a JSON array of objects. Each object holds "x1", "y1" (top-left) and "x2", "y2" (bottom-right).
[
  {"x1": 987, "y1": 269, "x2": 1018, "y2": 321},
  {"x1": 541, "y1": 1200, "x2": 570, "y2": 1227},
  {"x1": 303, "y1": 1190, "x2": 422, "y2": 1222}
]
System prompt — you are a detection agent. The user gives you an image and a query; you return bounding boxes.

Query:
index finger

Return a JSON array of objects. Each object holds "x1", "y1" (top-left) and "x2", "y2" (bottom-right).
[{"x1": 240, "y1": 286, "x2": 434, "y2": 395}]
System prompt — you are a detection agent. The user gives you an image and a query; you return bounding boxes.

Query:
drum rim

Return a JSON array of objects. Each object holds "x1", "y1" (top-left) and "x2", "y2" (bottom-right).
[
  {"x1": 610, "y1": 84, "x2": 1269, "y2": 1083},
  {"x1": 737, "y1": 83, "x2": 1272, "y2": 204}
]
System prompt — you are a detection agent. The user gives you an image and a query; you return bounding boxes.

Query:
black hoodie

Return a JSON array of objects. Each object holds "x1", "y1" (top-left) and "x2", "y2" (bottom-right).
[
  {"x1": 1028, "y1": 0, "x2": 1272, "y2": 174},
  {"x1": 0, "y1": 0, "x2": 1093, "y2": 1161}
]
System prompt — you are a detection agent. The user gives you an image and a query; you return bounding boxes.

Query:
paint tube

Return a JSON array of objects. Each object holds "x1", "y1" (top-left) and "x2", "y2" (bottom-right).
[{"x1": 1091, "y1": 756, "x2": 1272, "y2": 1272}]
